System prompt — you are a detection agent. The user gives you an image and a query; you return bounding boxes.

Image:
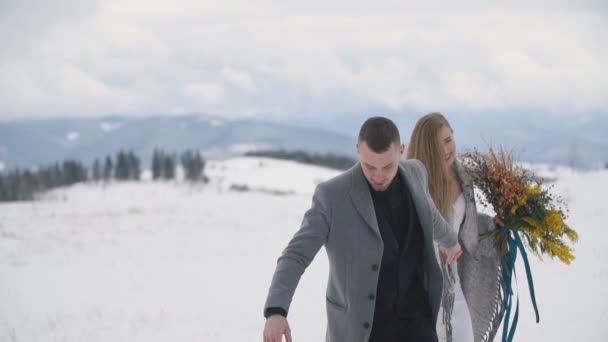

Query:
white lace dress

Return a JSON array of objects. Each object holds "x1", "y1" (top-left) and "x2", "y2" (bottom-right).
[{"x1": 437, "y1": 193, "x2": 475, "y2": 342}]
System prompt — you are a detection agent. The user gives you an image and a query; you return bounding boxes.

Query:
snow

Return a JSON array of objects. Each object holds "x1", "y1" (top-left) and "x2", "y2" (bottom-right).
[
  {"x1": 210, "y1": 120, "x2": 223, "y2": 127},
  {"x1": 227, "y1": 144, "x2": 274, "y2": 155},
  {"x1": 100, "y1": 122, "x2": 122, "y2": 132},
  {"x1": 0, "y1": 157, "x2": 606, "y2": 341},
  {"x1": 66, "y1": 131, "x2": 80, "y2": 142},
  {"x1": 193, "y1": 114, "x2": 224, "y2": 127},
  {"x1": 206, "y1": 157, "x2": 339, "y2": 194}
]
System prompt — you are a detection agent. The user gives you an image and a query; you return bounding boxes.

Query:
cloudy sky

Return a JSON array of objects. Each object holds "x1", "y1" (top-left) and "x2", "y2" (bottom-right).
[{"x1": 1, "y1": 0, "x2": 607, "y2": 121}]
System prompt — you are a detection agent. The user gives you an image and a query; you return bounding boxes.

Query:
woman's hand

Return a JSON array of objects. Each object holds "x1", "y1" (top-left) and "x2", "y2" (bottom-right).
[
  {"x1": 494, "y1": 216, "x2": 505, "y2": 227},
  {"x1": 438, "y1": 245, "x2": 448, "y2": 263},
  {"x1": 438, "y1": 243, "x2": 462, "y2": 264}
]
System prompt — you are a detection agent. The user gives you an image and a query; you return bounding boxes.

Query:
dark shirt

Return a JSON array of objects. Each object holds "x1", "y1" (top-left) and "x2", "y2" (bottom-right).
[
  {"x1": 369, "y1": 173, "x2": 436, "y2": 342},
  {"x1": 368, "y1": 173, "x2": 408, "y2": 250}
]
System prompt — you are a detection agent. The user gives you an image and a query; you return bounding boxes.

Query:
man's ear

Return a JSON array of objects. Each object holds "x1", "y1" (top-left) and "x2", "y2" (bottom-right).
[{"x1": 399, "y1": 144, "x2": 405, "y2": 154}]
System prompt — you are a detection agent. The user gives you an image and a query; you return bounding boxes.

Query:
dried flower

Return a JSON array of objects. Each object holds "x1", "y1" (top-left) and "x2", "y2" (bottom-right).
[{"x1": 462, "y1": 146, "x2": 578, "y2": 265}]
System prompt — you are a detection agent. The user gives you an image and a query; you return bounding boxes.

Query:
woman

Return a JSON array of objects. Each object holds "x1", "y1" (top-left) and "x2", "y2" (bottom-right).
[{"x1": 407, "y1": 112, "x2": 503, "y2": 342}]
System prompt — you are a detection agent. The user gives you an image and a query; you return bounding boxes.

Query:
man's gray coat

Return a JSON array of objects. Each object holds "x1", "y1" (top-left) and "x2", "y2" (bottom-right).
[{"x1": 264, "y1": 160, "x2": 458, "y2": 341}]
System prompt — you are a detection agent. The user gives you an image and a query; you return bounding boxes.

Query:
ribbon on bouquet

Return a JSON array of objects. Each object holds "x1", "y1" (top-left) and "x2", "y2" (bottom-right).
[{"x1": 498, "y1": 226, "x2": 540, "y2": 342}]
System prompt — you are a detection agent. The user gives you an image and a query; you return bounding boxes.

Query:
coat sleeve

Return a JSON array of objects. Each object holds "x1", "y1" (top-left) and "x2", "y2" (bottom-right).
[
  {"x1": 263, "y1": 183, "x2": 331, "y2": 314},
  {"x1": 409, "y1": 160, "x2": 458, "y2": 248}
]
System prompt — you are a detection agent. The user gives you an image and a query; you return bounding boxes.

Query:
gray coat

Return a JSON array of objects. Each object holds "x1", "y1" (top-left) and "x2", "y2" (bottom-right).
[
  {"x1": 264, "y1": 160, "x2": 458, "y2": 342},
  {"x1": 436, "y1": 161, "x2": 504, "y2": 342}
]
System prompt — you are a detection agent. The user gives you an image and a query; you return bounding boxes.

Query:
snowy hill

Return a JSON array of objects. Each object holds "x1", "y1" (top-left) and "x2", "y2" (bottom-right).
[
  {"x1": 0, "y1": 158, "x2": 606, "y2": 341},
  {"x1": 205, "y1": 157, "x2": 341, "y2": 195}
]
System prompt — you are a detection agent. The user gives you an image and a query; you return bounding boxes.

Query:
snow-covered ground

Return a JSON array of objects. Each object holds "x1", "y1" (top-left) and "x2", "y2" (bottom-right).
[{"x1": 0, "y1": 157, "x2": 606, "y2": 341}]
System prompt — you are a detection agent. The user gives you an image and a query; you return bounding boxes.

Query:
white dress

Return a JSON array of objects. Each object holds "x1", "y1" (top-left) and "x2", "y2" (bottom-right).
[{"x1": 450, "y1": 194, "x2": 474, "y2": 342}]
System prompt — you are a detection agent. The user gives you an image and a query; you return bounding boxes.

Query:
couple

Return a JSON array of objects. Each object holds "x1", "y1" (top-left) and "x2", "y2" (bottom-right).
[{"x1": 263, "y1": 114, "x2": 503, "y2": 342}]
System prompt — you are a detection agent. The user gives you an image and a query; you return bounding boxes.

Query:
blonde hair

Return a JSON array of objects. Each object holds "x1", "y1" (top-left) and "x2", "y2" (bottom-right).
[{"x1": 406, "y1": 112, "x2": 454, "y2": 220}]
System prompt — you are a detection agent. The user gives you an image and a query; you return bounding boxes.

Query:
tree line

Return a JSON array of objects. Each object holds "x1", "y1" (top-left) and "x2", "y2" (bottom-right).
[
  {"x1": 0, "y1": 149, "x2": 207, "y2": 202},
  {"x1": 245, "y1": 149, "x2": 356, "y2": 170}
]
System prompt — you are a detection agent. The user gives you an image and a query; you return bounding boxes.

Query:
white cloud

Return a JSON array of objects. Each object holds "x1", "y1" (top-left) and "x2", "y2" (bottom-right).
[
  {"x1": 184, "y1": 82, "x2": 225, "y2": 105},
  {"x1": 0, "y1": 1, "x2": 606, "y2": 120},
  {"x1": 221, "y1": 67, "x2": 256, "y2": 93}
]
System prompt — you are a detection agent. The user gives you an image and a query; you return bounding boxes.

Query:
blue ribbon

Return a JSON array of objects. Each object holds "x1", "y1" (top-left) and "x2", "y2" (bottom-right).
[{"x1": 498, "y1": 227, "x2": 540, "y2": 342}]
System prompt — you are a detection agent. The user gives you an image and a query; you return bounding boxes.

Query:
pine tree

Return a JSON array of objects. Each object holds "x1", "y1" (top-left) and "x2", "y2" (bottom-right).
[
  {"x1": 181, "y1": 150, "x2": 206, "y2": 181},
  {"x1": 152, "y1": 149, "x2": 163, "y2": 180},
  {"x1": 0, "y1": 159, "x2": 90, "y2": 202},
  {"x1": 62, "y1": 161, "x2": 74, "y2": 185},
  {"x1": 0, "y1": 174, "x2": 7, "y2": 201},
  {"x1": 61, "y1": 160, "x2": 87, "y2": 185},
  {"x1": 38, "y1": 166, "x2": 51, "y2": 189},
  {"x1": 181, "y1": 150, "x2": 192, "y2": 181},
  {"x1": 92, "y1": 158, "x2": 101, "y2": 182},
  {"x1": 163, "y1": 153, "x2": 175, "y2": 180},
  {"x1": 10, "y1": 169, "x2": 22, "y2": 201},
  {"x1": 115, "y1": 151, "x2": 129, "y2": 180},
  {"x1": 127, "y1": 151, "x2": 141, "y2": 180},
  {"x1": 103, "y1": 155, "x2": 113, "y2": 181},
  {"x1": 19, "y1": 170, "x2": 37, "y2": 200},
  {"x1": 52, "y1": 163, "x2": 62, "y2": 187}
]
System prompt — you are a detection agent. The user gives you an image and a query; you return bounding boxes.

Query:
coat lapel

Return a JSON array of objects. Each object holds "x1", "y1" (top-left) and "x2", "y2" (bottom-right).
[
  {"x1": 399, "y1": 163, "x2": 432, "y2": 242},
  {"x1": 453, "y1": 160, "x2": 479, "y2": 255},
  {"x1": 349, "y1": 163, "x2": 382, "y2": 241}
]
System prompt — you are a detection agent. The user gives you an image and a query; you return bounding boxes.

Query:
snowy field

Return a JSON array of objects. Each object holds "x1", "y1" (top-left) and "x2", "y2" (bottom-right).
[{"x1": 0, "y1": 157, "x2": 606, "y2": 341}]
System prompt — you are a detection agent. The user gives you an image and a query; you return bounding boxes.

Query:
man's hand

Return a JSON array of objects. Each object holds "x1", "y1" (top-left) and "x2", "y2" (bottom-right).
[
  {"x1": 439, "y1": 242, "x2": 462, "y2": 264},
  {"x1": 263, "y1": 315, "x2": 292, "y2": 342}
]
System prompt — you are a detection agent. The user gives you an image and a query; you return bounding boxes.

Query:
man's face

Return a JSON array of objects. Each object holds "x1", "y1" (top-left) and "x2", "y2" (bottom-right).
[{"x1": 357, "y1": 141, "x2": 404, "y2": 191}]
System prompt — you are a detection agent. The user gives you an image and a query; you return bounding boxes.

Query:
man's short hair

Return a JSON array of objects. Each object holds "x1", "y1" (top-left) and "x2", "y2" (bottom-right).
[{"x1": 358, "y1": 116, "x2": 400, "y2": 153}]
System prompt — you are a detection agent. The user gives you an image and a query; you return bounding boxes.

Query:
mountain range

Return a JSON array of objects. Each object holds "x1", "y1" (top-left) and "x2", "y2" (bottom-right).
[
  {"x1": 0, "y1": 113, "x2": 606, "y2": 170},
  {"x1": 0, "y1": 115, "x2": 354, "y2": 170}
]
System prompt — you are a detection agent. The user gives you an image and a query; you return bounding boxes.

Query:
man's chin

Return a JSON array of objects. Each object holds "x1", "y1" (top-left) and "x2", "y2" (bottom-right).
[{"x1": 372, "y1": 184, "x2": 386, "y2": 191}]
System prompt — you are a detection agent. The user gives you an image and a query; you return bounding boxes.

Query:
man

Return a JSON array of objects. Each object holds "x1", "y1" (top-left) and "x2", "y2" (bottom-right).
[{"x1": 263, "y1": 117, "x2": 462, "y2": 342}]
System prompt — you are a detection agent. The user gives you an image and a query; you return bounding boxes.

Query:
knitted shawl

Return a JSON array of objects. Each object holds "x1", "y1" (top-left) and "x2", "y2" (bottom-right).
[{"x1": 436, "y1": 161, "x2": 505, "y2": 342}]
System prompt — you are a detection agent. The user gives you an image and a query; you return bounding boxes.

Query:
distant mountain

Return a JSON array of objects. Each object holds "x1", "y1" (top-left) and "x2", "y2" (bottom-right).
[
  {"x1": 1, "y1": 113, "x2": 606, "y2": 171},
  {"x1": 285, "y1": 111, "x2": 608, "y2": 169},
  {"x1": 0, "y1": 115, "x2": 355, "y2": 170}
]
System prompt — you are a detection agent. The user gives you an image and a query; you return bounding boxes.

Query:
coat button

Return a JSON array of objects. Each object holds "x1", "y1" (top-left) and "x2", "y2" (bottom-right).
[
  {"x1": 368, "y1": 293, "x2": 375, "y2": 300},
  {"x1": 371, "y1": 264, "x2": 379, "y2": 271},
  {"x1": 363, "y1": 322, "x2": 370, "y2": 329}
]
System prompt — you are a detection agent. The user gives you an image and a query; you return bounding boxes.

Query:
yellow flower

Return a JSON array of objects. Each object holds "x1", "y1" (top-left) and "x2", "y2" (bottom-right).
[
  {"x1": 564, "y1": 224, "x2": 579, "y2": 242},
  {"x1": 518, "y1": 194, "x2": 528, "y2": 205},
  {"x1": 510, "y1": 193, "x2": 529, "y2": 215},
  {"x1": 545, "y1": 210, "x2": 565, "y2": 235},
  {"x1": 527, "y1": 185, "x2": 542, "y2": 196},
  {"x1": 544, "y1": 239, "x2": 575, "y2": 265},
  {"x1": 522, "y1": 216, "x2": 542, "y2": 232}
]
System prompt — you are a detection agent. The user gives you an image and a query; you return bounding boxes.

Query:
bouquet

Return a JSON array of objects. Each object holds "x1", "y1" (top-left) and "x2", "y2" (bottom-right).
[{"x1": 462, "y1": 147, "x2": 579, "y2": 342}]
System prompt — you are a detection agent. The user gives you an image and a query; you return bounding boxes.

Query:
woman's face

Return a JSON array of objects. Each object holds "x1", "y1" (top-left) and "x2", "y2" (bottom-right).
[{"x1": 437, "y1": 126, "x2": 456, "y2": 168}]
